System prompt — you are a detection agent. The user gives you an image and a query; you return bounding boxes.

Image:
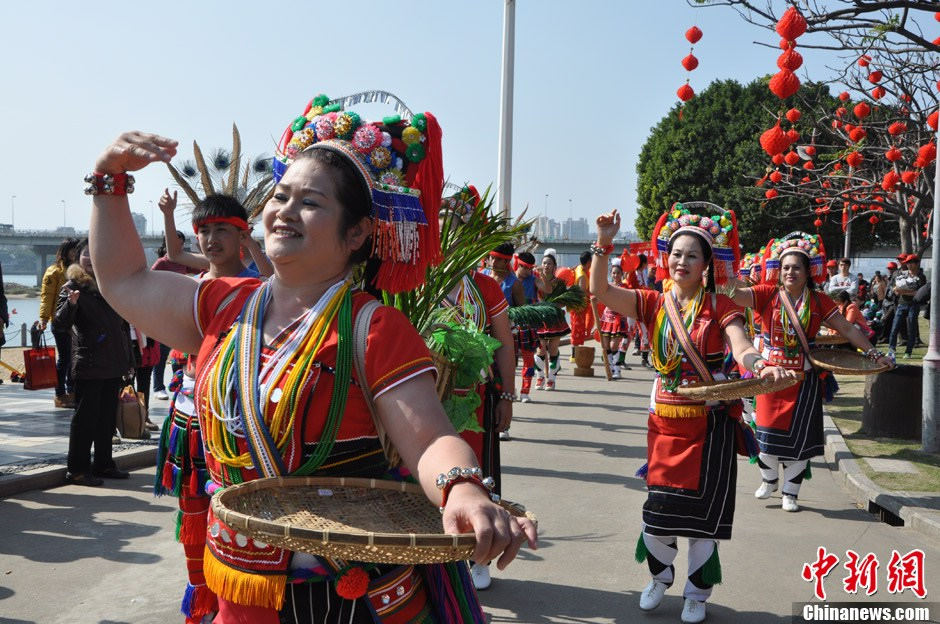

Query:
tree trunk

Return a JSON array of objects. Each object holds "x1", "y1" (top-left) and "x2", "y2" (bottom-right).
[{"x1": 899, "y1": 215, "x2": 912, "y2": 255}]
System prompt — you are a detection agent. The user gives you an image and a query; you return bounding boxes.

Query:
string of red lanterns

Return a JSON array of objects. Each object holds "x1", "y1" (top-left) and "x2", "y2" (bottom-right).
[{"x1": 677, "y1": 25, "x2": 702, "y2": 109}]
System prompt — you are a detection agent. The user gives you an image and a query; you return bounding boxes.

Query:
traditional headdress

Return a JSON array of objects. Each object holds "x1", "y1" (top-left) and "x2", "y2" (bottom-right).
[
  {"x1": 739, "y1": 249, "x2": 765, "y2": 282},
  {"x1": 650, "y1": 201, "x2": 740, "y2": 286},
  {"x1": 440, "y1": 184, "x2": 482, "y2": 224},
  {"x1": 273, "y1": 92, "x2": 443, "y2": 293},
  {"x1": 761, "y1": 231, "x2": 827, "y2": 285}
]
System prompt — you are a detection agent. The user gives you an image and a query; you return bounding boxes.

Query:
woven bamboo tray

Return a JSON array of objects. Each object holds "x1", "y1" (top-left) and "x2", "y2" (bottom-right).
[
  {"x1": 430, "y1": 349, "x2": 456, "y2": 400},
  {"x1": 809, "y1": 349, "x2": 891, "y2": 375},
  {"x1": 211, "y1": 477, "x2": 535, "y2": 564},
  {"x1": 676, "y1": 372, "x2": 804, "y2": 401},
  {"x1": 814, "y1": 332, "x2": 849, "y2": 345}
]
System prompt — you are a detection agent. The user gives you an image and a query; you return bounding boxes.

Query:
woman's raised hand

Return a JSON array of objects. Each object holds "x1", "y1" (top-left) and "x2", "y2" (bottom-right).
[
  {"x1": 158, "y1": 188, "x2": 177, "y2": 215},
  {"x1": 443, "y1": 484, "x2": 538, "y2": 570},
  {"x1": 596, "y1": 210, "x2": 621, "y2": 246},
  {"x1": 95, "y1": 132, "x2": 178, "y2": 175}
]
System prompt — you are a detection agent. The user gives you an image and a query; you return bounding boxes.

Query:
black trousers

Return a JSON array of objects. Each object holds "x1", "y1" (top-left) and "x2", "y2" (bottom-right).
[
  {"x1": 67, "y1": 377, "x2": 122, "y2": 475},
  {"x1": 52, "y1": 329, "x2": 74, "y2": 397},
  {"x1": 135, "y1": 366, "x2": 153, "y2": 412}
]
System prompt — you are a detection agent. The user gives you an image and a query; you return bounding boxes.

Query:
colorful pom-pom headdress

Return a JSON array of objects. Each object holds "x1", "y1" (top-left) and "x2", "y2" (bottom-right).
[
  {"x1": 739, "y1": 250, "x2": 765, "y2": 282},
  {"x1": 761, "y1": 231, "x2": 827, "y2": 285},
  {"x1": 273, "y1": 92, "x2": 444, "y2": 294},
  {"x1": 440, "y1": 184, "x2": 482, "y2": 224},
  {"x1": 650, "y1": 201, "x2": 740, "y2": 286}
]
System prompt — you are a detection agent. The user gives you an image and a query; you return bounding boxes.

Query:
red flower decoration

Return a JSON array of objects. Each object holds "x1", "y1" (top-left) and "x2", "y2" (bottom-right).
[
  {"x1": 871, "y1": 86, "x2": 886, "y2": 100},
  {"x1": 917, "y1": 142, "x2": 937, "y2": 166},
  {"x1": 777, "y1": 49, "x2": 803, "y2": 71},
  {"x1": 888, "y1": 122, "x2": 907, "y2": 136},
  {"x1": 785, "y1": 108, "x2": 802, "y2": 123},
  {"x1": 869, "y1": 215, "x2": 880, "y2": 225},
  {"x1": 765, "y1": 188, "x2": 779, "y2": 199},
  {"x1": 868, "y1": 71, "x2": 883, "y2": 84},
  {"x1": 677, "y1": 83, "x2": 695, "y2": 102},
  {"x1": 928, "y1": 110, "x2": 939, "y2": 131},
  {"x1": 885, "y1": 147, "x2": 903, "y2": 162},
  {"x1": 814, "y1": 219, "x2": 823, "y2": 228},
  {"x1": 772, "y1": 153, "x2": 785, "y2": 165},
  {"x1": 858, "y1": 55, "x2": 871, "y2": 68},
  {"x1": 770, "y1": 170, "x2": 783, "y2": 183},
  {"x1": 803, "y1": 160, "x2": 815, "y2": 170},
  {"x1": 836, "y1": 107, "x2": 847, "y2": 117},
  {"x1": 775, "y1": 7, "x2": 807, "y2": 40},
  {"x1": 901, "y1": 171, "x2": 918, "y2": 185},
  {"x1": 882, "y1": 171, "x2": 900, "y2": 191},
  {"x1": 769, "y1": 70, "x2": 800, "y2": 99},
  {"x1": 849, "y1": 127, "x2": 867, "y2": 143},
  {"x1": 804, "y1": 145, "x2": 817, "y2": 156},
  {"x1": 846, "y1": 151, "x2": 863, "y2": 168},
  {"x1": 838, "y1": 92, "x2": 850, "y2": 102},
  {"x1": 681, "y1": 54, "x2": 699, "y2": 71},
  {"x1": 786, "y1": 128, "x2": 800, "y2": 143},
  {"x1": 785, "y1": 151, "x2": 801, "y2": 166},
  {"x1": 335, "y1": 567, "x2": 370, "y2": 600},
  {"x1": 853, "y1": 102, "x2": 871, "y2": 119},
  {"x1": 685, "y1": 26, "x2": 703, "y2": 44}
]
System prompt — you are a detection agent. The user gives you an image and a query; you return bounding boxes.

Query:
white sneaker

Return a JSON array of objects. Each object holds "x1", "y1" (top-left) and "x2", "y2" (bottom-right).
[
  {"x1": 499, "y1": 430, "x2": 511, "y2": 441},
  {"x1": 470, "y1": 563, "x2": 491, "y2": 590},
  {"x1": 520, "y1": 393, "x2": 530, "y2": 403},
  {"x1": 754, "y1": 481, "x2": 778, "y2": 499},
  {"x1": 782, "y1": 494, "x2": 800, "y2": 512},
  {"x1": 611, "y1": 366, "x2": 621, "y2": 379},
  {"x1": 681, "y1": 598, "x2": 707, "y2": 623},
  {"x1": 639, "y1": 580, "x2": 668, "y2": 611},
  {"x1": 154, "y1": 389, "x2": 169, "y2": 400}
]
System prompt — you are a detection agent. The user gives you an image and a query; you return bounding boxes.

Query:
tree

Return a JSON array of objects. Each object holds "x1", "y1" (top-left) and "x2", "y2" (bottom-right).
[{"x1": 636, "y1": 77, "x2": 856, "y2": 252}]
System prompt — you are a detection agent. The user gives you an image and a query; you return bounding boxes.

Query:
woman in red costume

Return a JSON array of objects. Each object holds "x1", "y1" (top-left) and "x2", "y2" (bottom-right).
[{"x1": 590, "y1": 203, "x2": 792, "y2": 624}]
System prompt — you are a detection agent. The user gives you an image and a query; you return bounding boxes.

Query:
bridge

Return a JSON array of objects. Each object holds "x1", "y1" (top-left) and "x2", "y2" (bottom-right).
[{"x1": 0, "y1": 228, "x2": 166, "y2": 286}]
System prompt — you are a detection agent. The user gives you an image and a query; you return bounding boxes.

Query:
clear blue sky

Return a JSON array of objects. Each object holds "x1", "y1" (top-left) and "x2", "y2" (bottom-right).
[{"x1": 1, "y1": 0, "x2": 841, "y2": 235}]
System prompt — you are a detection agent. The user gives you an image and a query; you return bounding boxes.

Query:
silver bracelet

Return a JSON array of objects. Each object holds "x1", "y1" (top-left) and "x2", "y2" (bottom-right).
[{"x1": 498, "y1": 391, "x2": 517, "y2": 402}]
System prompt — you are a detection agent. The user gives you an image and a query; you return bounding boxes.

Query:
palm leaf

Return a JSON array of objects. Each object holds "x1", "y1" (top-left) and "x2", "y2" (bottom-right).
[
  {"x1": 507, "y1": 302, "x2": 566, "y2": 326},
  {"x1": 192, "y1": 141, "x2": 216, "y2": 196},
  {"x1": 165, "y1": 163, "x2": 202, "y2": 205},
  {"x1": 227, "y1": 123, "x2": 242, "y2": 195},
  {"x1": 545, "y1": 283, "x2": 588, "y2": 312}
]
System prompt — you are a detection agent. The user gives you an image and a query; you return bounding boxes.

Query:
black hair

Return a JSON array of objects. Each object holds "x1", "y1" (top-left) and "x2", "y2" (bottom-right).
[
  {"x1": 840, "y1": 258, "x2": 851, "y2": 267},
  {"x1": 779, "y1": 249, "x2": 811, "y2": 279},
  {"x1": 55, "y1": 237, "x2": 80, "y2": 268},
  {"x1": 543, "y1": 254, "x2": 557, "y2": 267},
  {"x1": 74, "y1": 238, "x2": 89, "y2": 257},
  {"x1": 292, "y1": 148, "x2": 376, "y2": 289},
  {"x1": 579, "y1": 251, "x2": 592, "y2": 266},
  {"x1": 157, "y1": 230, "x2": 187, "y2": 258},
  {"x1": 517, "y1": 251, "x2": 535, "y2": 265},
  {"x1": 192, "y1": 194, "x2": 249, "y2": 224},
  {"x1": 835, "y1": 290, "x2": 851, "y2": 304},
  {"x1": 494, "y1": 242, "x2": 515, "y2": 257},
  {"x1": 666, "y1": 231, "x2": 715, "y2": 292}
]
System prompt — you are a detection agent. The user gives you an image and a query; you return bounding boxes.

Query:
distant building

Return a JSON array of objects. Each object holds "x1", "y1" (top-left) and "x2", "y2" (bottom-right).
[
  {"x1": 561, "y1": 217, "x2": 590, "y2": 240},
  {"x1": 533, "y1": 216, "x2": 562, "y2": 240},
  {"x1": 130, "y1": 212, "x2": 147, "y2": 236}
]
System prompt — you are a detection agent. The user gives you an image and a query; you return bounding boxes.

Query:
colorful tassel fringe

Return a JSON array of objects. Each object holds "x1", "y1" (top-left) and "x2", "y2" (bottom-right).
[
  {"x1": 203, "y1": 547, "x2": 287, "y2": 611},
  {"x1": 181, "y1": 582, "x2": 218, "y2": 622},
  {"x1": 701, "y1": 547, "x2": 722, "y2": 585},
  {"x1": 635, "y1": 533, "x2": 649, "y2": 564}
]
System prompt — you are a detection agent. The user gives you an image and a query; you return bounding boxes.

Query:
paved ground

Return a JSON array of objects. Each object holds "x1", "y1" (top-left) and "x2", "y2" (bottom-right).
[{"x1": 1, "y1": 354, "x2": 939, "y2": 623}]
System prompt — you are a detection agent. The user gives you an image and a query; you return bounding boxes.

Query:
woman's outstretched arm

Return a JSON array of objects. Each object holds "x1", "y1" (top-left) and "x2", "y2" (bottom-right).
[
  {"x1": 89, "y1": 132, "x2": 202, "y2": 353},
  {"x1": 590, "y1": 210, "x2": 637, "y2": 318}
]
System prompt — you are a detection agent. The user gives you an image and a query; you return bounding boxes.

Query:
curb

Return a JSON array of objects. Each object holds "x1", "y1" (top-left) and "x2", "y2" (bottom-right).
[
  {"x1": 823, "y1": 412, "x2": 940, "y2": 541},
  {"x1": 0, "y1": 445, "x2": 158, "y2": 499}
]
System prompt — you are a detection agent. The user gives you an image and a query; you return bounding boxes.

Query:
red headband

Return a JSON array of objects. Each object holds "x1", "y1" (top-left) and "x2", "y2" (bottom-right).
[
  {"x1": 193, "y1": 216, "x2": 250, "y2": 234},
  {"x1": 512, "y1": 254, "x2": 535, "y2": 271},
  {"x1": 489, "y1": 251, "x2": 513, "y2": 260}
]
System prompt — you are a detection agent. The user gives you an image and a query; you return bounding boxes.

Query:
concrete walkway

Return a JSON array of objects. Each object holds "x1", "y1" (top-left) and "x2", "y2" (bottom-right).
[{"x1": 1, "y1": 354, "x2": 938, "y2": 623}]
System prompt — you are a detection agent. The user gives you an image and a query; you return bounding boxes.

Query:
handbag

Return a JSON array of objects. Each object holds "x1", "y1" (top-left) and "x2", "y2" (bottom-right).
[
  {"x1": 23, "y1": 334, "x2": 58, "y2": 390},
  {"x1": 117, "y1": 383, "x2": 149, "y2": 439}
]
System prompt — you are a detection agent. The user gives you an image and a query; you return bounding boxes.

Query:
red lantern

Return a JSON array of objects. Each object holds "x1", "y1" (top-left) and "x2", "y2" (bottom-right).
[
  {"x1": 885, "y1": 146, "x2": 903, "y2": 162},
  {"x1": 760, "y1": 121, "x2": 791, "y2": 156},
  {"x1": 772, "y1": 153, "x2": 785, "y2": 165},
  {"x1": 838, "y1": 91, "x2": 850, "y2": 102},
  {"x1": 849, "y1": 127, "x2": 867, "y2": 143},
  {"x1": 785, "y1": 151, "x2": 801, "y2": 166},
  {"x1": 803, "y1": 160, "x2": 814, "y2": 170},
  {"x1": 882, "y1": 171, "x2": 900, "y2": 191},
  {"x1": 836, "y1": 106, "x2": 847, "y2": 117},
  {"x1": 833, "y1": 163, "x2": 842, "y2": 171},
  {"x1": 868, "y1": 71, "x2": 883, "y2": 84},
  {"x1": 832, "y1": 120, "x2": 843, "y2": 129},
  {"x1": 785, "y1": 108, "x2": 801, "y2": 123},
  {"x1": 770, "y1": 170, "x2": 783, "y2": 183},
  {"x1": 888, "y1": 122, "x2": 907, "y2": 136},
  {"x1": 901, "y1": 170, "x2": 918, "y2": 185},
  {"x1": 686, "y1": 26, "x2": 703, "y2": 44},
  {"x1": 869, "y1": 215, "x2": 879, "y2": 225},
  {"x1": 813, "y1": 218, "x2": 823, "y2": 228},
  {"x1": 858, "y1": 55, "x2": 871, "y2": 67},
  {"x1": 853, "y1": 102, "x2": 871, "y2": 119},
  {"x1": 846, "y1": 151, "x2": 863, "y2": 168},
  {"x1": 804, "y1": 145, "x2": 817, "y2": 156},
  {"x1": 901, "y1": 94, "x2": 912, "y2": 103},
  {"x1": 871, "y1": 86, "x2": 886, "y2": 100},
  {"x1": 776, "y1": 6, "x2": 807, "y2": 40},
  {"x1": 765, "y1": 188, "x2": 778, "y2": 199},
  {"x1": 769, "y1": 70, "x2": 800, "y2": 99},
  {"x1": 777, "y1": 49, "x2": 803, "y2": 71},
  {"x1": 681, "y1": 54, "x2": 699, "y2": 71},
  {"x1": 677, "y1": 83, "x2": 695, "y2": 102},
  {"x1": 928, "y1": 110, "x2": 939, "y2": 131},
  {"x1": 935, "y1": 11, "x2": 940, "y2": 21},
  {"x1": 803, "y1": 176, "x2": 812, "y2": 183},
  {"x1": 786, "y1": 128, "x2": 800, "y2": 143}
]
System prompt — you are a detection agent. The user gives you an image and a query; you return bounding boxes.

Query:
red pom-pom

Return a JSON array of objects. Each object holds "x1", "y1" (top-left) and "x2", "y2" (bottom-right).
[
  {"x1": 838, "y1": 91, "x2": 850, "y2": 102},
  {"x1": 846, "y1": 151, "x2": 864, "y2": 168},
  {"x1": 786, "y1": 128, "x2": 800, "y2": 143},
  {"x1": 871, "y1": 86, "x2": 886, "y2": 100},
  {"x1": 849, "y1": 127, "x2": 867, "y2": 143},
  {"x1": 888, "y1": 122, "x2": 907, "y2": 136},
  {"x1": 882, "y1": 171, "x2": 900, "y2": 191},
  {"x1": 869, "y1": 215, "x2": 880, "y2": 225},
  {"x1": 917, "y1": 141, "x2": 937, "y2": 166},
  {"x1": 901, "y1": 170, "x2": 918, "y2": 185},
  {"x1": 836, "y1": 107, "x2": 847, "y2": 117},
  {"x1": 853, "y1": 102, "x2": 871, "y2": 119},
  {"x1": 677, "y1": 83, "x2": 695, "y2": 102},
  {"x1": 777, "y1": 49, "x2": 803, "y2": 71},
  {"x1": 772, "y1": 153, "x2": 785, "y2": 165},
  {"x1": 681, "y1": 54, "x2": 699, "y2": 71},
  {"x1": 770, "y1": 170, "x2": 783, "y2": 183},
  {"x1": 868, "y1": 70, "x2": 883, "y2": 84},
  {"x1": 785, "y1": 108, "x2": 802, "y2": 123},
  {"x1": 769, "y1": 69, "x2": 800, "y2": 99},
  {"x1": 775, "y1": 6, "x2": 807, "y2": 40},
  {"x1": 760, "y1": 121, "x2": 791, "y2": 156},
  {"x1": 335, "y1": 567, "x2": 370, "y2": 600},
  {"x1": 785, "y1": 150, "x2": 801, "y2": 166},
  {"x1": 885, "y1": 147, "x2": 902, "y2": 162},
  {"x1": 858, "y1": 55, "x2": 871, "y2": 68},
  {"x1": 804, "y1": 145, "x2": 817, "y2": 156},
  {"x1": 803, "y1": 160, "x2": 815, "y2": 170},
  {"x1": 814, "y1": 218, "x2": 823, "y2": 228},
  {"x1": 928, "y1": 110, "x2": 939, "y2": 131},
  {"x1": 765, "y1": 188, "x2": 779, "y2": 199},
  {"x1": 685, "y1": 26, "x2": 703, "y2": 44}
]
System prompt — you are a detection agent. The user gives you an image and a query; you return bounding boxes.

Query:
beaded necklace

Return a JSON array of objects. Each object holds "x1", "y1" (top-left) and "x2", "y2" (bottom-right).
[
  {"x1": 202, "y1": 278, "x2": 352, "y2": 478},
  {"x1": 651, "y1": 287, "x2": 704, "y2": 392},
  {"x1": 779, "y1": 287, "x2": 810, "y2": 357}
]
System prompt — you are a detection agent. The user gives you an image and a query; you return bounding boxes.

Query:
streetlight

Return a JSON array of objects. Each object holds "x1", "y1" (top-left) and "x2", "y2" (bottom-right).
[
  {"x1": 60, "y1": 200, "x2": 66, "y2": 227},
  {"x1": 10, "y1": 195, "x2": 15, "y2": 228},
  {"x1": 149, "y1": 200, "x2": 155, "y2": 236},
  {"x1": 544, "y1": 194, "x2": 548, "y2": 219}
]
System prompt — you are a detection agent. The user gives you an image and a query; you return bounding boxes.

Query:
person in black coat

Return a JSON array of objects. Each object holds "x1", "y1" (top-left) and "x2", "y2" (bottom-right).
[{"x1": 54, "y1": 240, "x2": 135, "y2": 486}]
